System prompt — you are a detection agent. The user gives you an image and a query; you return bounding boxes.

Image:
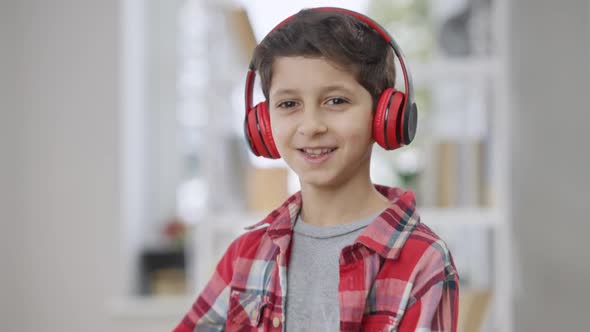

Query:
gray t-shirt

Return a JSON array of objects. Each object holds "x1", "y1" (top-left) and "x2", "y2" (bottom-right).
[{"x1": 285, "y1": 211, "x2": 382, "y2": 332}]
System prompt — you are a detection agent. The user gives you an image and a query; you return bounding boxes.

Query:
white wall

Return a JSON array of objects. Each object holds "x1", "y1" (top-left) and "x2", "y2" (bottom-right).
[
  {"x1": 0, "y1": 0, "x2": 22, "y2": 330},
  {"x1": 511, "y1": 0, "x2": 590, "y2": 330},
  {"x1": 0, "y1": 1, "x2": 183, "y2": 331},
  {"x1": 1, "y1": 0, "x2": 121, "y2": 331}
]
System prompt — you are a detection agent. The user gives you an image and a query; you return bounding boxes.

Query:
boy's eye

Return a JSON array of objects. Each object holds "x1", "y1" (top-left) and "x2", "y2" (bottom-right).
[
  {"x1": 277, "y1": 101, "x2": 297, "y2": 109},
  {"x1": 326, "y1": 97, "x2": 348, "y2": 105}
]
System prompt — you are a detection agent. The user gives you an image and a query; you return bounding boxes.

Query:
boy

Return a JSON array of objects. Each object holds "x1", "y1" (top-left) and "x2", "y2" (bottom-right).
[{"x1": 174, "y1": 7, "x2": 458, "y2": 332}]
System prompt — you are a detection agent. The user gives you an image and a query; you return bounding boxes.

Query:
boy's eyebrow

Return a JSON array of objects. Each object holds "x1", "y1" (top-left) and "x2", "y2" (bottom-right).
[
  {"x1": 271, "y1": 88, "x2": 300, "y2": 98},
  {"x1": 271, "y1": 85, "x2": 356, "y2": 98},
  {"x1": 318, "y1": 85, "x2": 355, "y2": 94}
]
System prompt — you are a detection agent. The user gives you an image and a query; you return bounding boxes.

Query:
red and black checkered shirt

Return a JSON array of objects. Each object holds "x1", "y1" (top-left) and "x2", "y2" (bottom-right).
[{"x1": 174, "y1": 185, "x2": 459, "y2": 332}]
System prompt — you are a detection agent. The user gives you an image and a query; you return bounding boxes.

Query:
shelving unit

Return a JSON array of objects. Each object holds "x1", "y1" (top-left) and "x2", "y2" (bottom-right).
[
  {"x1": 116, "y1": 1, "x2": 513, "y2": 331},
  {"x1": 420, "y1": 207, "x2": 502, "y2": 228}
]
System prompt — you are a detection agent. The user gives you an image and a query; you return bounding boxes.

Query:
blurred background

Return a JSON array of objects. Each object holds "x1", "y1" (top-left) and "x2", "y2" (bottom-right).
[{"x1": 0, "y1": 0, "x2": 589, "y2": 331}]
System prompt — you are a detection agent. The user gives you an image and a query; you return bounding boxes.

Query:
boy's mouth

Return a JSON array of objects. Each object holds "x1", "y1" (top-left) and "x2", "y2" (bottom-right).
[
  {"x1": 297, "y1": 147, "x2": 338, "y2": 164},
  {"x1": 297, "y1": 147, "x2": 338, "y2": 155}
]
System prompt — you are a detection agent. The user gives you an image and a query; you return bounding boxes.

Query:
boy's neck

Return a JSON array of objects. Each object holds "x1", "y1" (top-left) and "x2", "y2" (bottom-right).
[{"x1": 298, "y1": 174, "x2": 391, "y2": 227}]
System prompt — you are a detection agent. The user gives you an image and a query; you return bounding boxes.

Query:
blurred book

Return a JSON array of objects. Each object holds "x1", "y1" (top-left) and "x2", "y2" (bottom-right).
[
  {"x1": 435, "y1": 140, "x2": 488, "y2": 208},
  {"x1": 437, "y1": 141, "x2": 458, "y2": 207},
  {"x1": 458, "y1": 139, "x2": 488, "y2": 207},
  {"x1": 226, "y1": 7, "x2": 257, "y2": 64},
  {"x1": 477, "y1": 138, "x2": 490, "y2": 206},
  {"x1": 151, "y1": 268, "x2": 187, "y2": 296},
  {"x1": 140, "y1": 248, "x2": 186, "y2": 296},
  {"x1": 458, "y1": 288, "x2": 493, "y2": 332},
  {"x1": 246, "y1": 166, "x2": 289, "y2": 213}
]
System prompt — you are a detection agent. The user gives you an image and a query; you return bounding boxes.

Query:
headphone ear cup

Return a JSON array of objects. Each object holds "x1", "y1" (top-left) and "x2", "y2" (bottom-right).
[
  {"x1": 255, "y1": 102, "x2": 281, "y2": 159},
  {"x1": 387, "y1": 90, "x2": 406, "y2": 150},
  {"x1": 373, "y1": 88, "x2": 406, "y2": 150},
  {"x1": 245, "y1": 103, "x2": 266, "y2": 157},
  {"x1": 373, "y1": 88, "x2": 394, "y2": 149},
  {"x1": 402, "y1": 101, "x2": 418, "y2": 145}
]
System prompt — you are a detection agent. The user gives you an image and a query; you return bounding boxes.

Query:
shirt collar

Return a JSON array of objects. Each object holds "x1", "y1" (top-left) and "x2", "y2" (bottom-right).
[{"x1": 244, "y1": 184, "x2": 420, "y2": 260}]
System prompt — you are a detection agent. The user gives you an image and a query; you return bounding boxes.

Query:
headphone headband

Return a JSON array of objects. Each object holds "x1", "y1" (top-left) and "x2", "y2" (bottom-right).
[{"x1": 245, "y1": 7, "x2": 415, "y2": 114}]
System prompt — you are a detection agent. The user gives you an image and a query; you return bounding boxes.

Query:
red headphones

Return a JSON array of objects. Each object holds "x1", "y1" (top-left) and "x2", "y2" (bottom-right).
[{"x1": 244, "y1": 7, "x2": 418, "y2": 159}]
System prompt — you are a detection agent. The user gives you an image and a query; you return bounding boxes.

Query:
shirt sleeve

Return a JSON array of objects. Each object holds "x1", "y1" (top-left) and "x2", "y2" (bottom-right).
[
  {"x1": 397, "y1": 241, "x2": 460, "y2": 332},
  {"x1": 397, "y1": 276, "x2": 459, "y2": 332},
  {"x1": 173, "y1": 237, "x2": 241, "y2": 332}
]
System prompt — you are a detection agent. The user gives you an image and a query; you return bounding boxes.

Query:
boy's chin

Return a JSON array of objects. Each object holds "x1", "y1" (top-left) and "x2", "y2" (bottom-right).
[{"x1": 297, "y1": 172, "x2": 343, "y2": 190}]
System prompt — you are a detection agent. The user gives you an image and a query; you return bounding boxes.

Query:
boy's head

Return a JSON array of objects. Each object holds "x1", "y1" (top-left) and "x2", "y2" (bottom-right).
[
  {"x1": 250, "y1": 9, "x2": 396, "y2": 109},
  {"x1": 244, "y1": 8, "x2": 419, "y2": 189},
  {"x1": 248, "y1": 9, "x2": 399, "y2": 188}
]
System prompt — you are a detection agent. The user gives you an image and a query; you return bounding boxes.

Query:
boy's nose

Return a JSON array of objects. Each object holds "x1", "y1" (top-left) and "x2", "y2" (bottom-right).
[{"x1": 297, "y1": 109, "x2": 328, "y2": 136}]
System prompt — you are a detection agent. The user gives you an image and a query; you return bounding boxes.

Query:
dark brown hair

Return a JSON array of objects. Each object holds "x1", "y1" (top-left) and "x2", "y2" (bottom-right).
[{"x1": 250, "y1": 9, "x2": 396, "y2": 108}]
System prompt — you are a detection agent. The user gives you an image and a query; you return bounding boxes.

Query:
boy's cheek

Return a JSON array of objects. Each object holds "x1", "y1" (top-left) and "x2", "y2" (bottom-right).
[{"x1": 270, "y1": 123, "x2": 290, "y2": 143}]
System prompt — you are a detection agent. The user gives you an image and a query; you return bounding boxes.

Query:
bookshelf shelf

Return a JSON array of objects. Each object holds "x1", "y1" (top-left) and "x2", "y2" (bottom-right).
[
  {"x1": 410, "y1": 57, "x2": 500, "y2": 85},
  {"x1": 108, "y1": 295, "x2": 193, "y2": 319},
  {"x1": 420, "y1": 207, "x2": 501, "y2": 228},
  {"x1": 200, "y1": 208, "x2": 501, "y2": 230}
]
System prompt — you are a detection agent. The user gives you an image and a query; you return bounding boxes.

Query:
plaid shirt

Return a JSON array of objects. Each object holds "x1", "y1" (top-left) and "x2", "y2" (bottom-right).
[{"x1": 174, "y1": 185, "x2": 459, "y2": 332}]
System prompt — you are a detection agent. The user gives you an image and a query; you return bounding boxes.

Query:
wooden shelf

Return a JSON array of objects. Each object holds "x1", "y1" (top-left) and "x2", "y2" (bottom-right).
[
  {"x1": 409, "y1": 57, "x2": 500, "y2": 85},
  {"x1": 201, "y1": 207, "x2": 502, "y2": 231},
  {"x1": 419, "y1": 207, "x2": 501, "y2": 229},
  {"x1": 108, "y1": 295, "x2": 193, "y2": 319}
]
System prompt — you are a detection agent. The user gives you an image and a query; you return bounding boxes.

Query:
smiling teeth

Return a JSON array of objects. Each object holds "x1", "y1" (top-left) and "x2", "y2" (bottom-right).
[{"x1": 303, "y1": 148, "x2": 334, "y2": 155}]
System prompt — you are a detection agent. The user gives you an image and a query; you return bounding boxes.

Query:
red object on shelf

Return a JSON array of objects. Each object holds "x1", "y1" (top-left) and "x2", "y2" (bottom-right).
[{"x1": 162, "y1": 217, "x2": 187, "y2": 240}]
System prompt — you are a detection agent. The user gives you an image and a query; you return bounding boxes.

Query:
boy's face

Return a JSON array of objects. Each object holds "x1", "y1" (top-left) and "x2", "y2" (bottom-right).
[{"x1": 268, "y1": 56, "x2": 374, "y2": 189}]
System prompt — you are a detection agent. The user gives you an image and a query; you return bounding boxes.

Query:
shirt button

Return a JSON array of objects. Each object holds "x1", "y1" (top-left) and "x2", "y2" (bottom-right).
[{"x1": 272, "y1": 316, "x2": 281, "y2": 328}]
